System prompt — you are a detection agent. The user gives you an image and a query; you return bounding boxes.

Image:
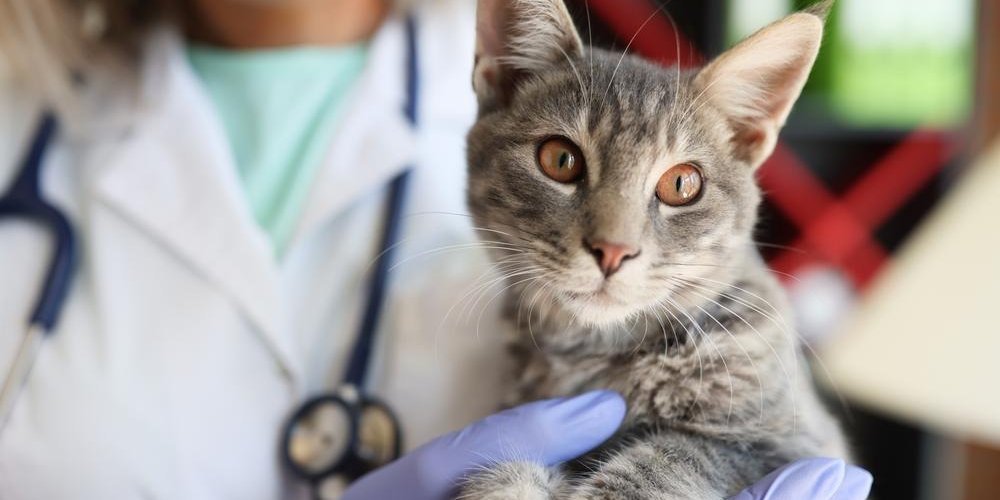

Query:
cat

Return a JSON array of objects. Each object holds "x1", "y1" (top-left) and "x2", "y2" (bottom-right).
[{"x1": 461, "y1": 0, "x2": 848, "y2": 498}]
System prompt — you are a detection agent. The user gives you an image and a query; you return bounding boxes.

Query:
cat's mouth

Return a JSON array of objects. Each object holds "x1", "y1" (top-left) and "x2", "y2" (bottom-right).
[{"x1": 560, "y1": 271, "x2": 636, "y2": 302}]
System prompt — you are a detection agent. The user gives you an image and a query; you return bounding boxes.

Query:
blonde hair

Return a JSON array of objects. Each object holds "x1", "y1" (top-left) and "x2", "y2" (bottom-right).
[{"x1": 0, "y1": 0, "x2": 171, "y2": 103}]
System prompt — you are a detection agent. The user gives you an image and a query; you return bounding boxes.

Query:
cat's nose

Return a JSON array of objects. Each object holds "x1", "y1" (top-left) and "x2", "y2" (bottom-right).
[{"x1": 585, "y1": 240, "x2": 639, "y2": 277}]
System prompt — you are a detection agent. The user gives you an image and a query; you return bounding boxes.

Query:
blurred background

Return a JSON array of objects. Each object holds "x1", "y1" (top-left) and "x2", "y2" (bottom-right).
[{"x1": 562, "y1": 0, "x2": 998, "y2": 498}]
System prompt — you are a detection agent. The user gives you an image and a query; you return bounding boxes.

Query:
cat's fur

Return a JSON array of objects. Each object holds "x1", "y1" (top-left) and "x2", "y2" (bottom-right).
[{"x1": 461, "y1": 0, "x2": 847, "y2": 498}]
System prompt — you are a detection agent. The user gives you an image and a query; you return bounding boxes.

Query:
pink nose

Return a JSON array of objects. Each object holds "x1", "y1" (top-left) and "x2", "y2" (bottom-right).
[{"x1": 585, "y1": 240, "x2": 639, "y2": 277}]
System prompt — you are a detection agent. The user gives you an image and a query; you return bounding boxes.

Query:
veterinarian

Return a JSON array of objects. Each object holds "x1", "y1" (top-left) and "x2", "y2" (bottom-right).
[{"x1": 0, "y1": 0, "x2": 869, "y2": 498}]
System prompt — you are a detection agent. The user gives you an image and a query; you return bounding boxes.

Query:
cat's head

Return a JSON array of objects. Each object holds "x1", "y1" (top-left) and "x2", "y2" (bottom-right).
[{"x1": 466, "y1": 0, "x2": 826, "y2": 327}]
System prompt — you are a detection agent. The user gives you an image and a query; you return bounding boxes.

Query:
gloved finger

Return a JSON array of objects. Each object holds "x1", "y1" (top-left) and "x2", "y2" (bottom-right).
[
  {"x1": 727, "y1": 457, "x2": 872, "y2": 500},
  {"x1": 835, "y1": 464, "x2": 874, "y2": 499},
  {"x1": 433, "y1": 389, "x2": 626, "y2": 465},
  {"x1": 343, "y1": 390, "x2": 626, "y2": 500}
]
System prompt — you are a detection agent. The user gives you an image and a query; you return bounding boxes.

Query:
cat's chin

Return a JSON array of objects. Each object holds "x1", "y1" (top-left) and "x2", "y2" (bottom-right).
[{"x1": 558, "y1": 290, "x2": 647, "y2": 327}]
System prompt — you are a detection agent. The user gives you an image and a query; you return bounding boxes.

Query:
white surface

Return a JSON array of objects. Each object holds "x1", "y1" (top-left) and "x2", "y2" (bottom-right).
[{"x1": 820, "y1": 139, "x2": 1000, "y2": 445}]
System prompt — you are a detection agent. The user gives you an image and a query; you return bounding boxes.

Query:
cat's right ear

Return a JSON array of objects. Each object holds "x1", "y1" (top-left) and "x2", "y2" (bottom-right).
[
  {"x1": 473, "y1": 0, "x2": 583, "y2": 110},
  {"x1": 693, "y1": 4, "x2": 828, "y2": 168}
]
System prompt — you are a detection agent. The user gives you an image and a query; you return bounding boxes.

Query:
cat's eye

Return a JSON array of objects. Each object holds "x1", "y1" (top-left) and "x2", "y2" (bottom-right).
[
  {"x1": 537, "y1": 137, "x2": 585, "y2": 183},
  {"x1": 656, "y1": 163, "x2": 703, "y2": 206}
]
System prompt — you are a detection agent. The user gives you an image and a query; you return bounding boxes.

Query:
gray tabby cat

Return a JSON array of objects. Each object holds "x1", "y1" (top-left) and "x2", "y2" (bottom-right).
[{"x1": 461, "y1": 0, "x2": 848, "y2": 498}]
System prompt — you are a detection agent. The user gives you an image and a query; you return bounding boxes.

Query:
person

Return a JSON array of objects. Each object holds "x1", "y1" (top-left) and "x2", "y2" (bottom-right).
[{"x1": 0, "y1": 0, "x2": 872, "y2": 498}]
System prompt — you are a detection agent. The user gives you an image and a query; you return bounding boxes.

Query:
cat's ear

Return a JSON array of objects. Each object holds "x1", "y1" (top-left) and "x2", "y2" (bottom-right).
[
  {"x1": 473, "y1": 0, "x2": 583, "y2": 110},
  {"x1": 694, "y1": 4, "x2": 828, "y2": 167}
]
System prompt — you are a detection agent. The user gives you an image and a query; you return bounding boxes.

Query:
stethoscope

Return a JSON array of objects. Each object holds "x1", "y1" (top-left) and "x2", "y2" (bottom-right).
[
  {"x1": 0, "y1": 15, "x2": 420, "y2": 499},
  {"x1": 0, "y1": 112, "x2": 76, "y2": 432},
  {"x1": 281, "y1": 16, "x2": 419, "y2": 496}
]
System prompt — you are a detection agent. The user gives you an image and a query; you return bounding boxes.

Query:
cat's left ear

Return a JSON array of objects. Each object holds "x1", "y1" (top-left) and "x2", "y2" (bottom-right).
[
  {"x1": 473, "y1": 0, "x2": 583, "y2": 111},
  {"x1": 694, "y1": 3, "x2": 829, "y2": 168}
]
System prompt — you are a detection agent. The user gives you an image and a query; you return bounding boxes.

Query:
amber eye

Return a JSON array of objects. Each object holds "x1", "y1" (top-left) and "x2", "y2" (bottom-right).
[
  {"x1": 537, "y1": 137, "x2": 585, "y2": 183},
  {"x1": 656, "y1": 163, "x2": 703, "y2": 206}
]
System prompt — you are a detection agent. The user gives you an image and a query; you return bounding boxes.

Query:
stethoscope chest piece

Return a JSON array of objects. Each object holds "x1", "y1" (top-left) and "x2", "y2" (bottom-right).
[{"x1": 281, "y1": 386, "x2": 402, "y2": 490}]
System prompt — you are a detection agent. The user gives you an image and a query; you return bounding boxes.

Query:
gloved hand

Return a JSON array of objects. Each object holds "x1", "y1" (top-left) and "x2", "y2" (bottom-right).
[
  {"x1": 342, "y1": 390, "x2": 627, "y2": 500},
  {"x1": 728, "y1": 457, "x2": 873, "y2": 500}
]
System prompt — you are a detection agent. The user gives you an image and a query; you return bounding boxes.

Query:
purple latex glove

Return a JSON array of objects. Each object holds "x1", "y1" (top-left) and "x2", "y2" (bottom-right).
[
  {"x1": 343, "y1": 390, "x2": 626, "y2": 500},
  {"x1": 729, "y1": 457, "x2": 873, "y2": 500}
]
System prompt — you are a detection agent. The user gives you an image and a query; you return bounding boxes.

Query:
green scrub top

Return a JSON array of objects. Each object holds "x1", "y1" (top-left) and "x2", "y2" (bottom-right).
[{"x1": 187, "y1": 43, "x2": 369, "y2": 257}]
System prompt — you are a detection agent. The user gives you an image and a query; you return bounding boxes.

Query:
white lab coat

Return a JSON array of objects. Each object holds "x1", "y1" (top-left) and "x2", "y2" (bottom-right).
[{"x1": 0, "y1": 3, "x2": 510, "y2": 499}]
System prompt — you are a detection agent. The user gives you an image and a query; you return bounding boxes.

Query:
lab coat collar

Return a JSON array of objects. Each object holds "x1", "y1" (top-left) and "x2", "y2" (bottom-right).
[
  {"x1": 287, "y1": 14, "x2": 417, "y2": 253},
  {"x1": 92, "y1": 27, "x2": 296, "y2": 379},
  {"x1": 90, "y1": 14, "x2": 420, "y2": 387}
]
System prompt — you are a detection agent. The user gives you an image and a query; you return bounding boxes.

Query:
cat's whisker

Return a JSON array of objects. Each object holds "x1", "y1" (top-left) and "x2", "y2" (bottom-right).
[
  {"x1": 388, "y1": 242, "x2": 529, "y2": 273},
  {"x1": 674, "y1": 71, "x2": 726, "y2": 128},
  {"x1": 600, "y1": 7, "x2": 661, "y2": 111},
  {"x1": 555, "y1": 43, "x2": 589, "y2": 110},
  {"x1": 678, "y1": 274, "x2": 853, "y2": 422},
  {"x1": 649, "y1": 259, "x2": 803, "y2": 283},
  {"x1": 525, "y1": 279, "x2": 554, "y2": 353},
  {"x1": 672, "y1": 277, "x2": 794, "y2": 384},
  {"x1": 461, "y1": 264, "x2": 547, "y2": 325},
  {"x1": 645, "y1": 306, "x2": 668, "y2": 356},
  {"x1": 751, "y1": 240, "x2": 809, "y2": 254},
  {"x1": 449, "y1": 257, "x2": 538, "y2": 328},
  {"x1": 583, "y1": 0, "x2": 594, "y2": 90},
  {"x1": 363, "y1": 238, "x2": 525, "y2": 292},
  {"x1": 667, "y1": 278, "x2": 768, "y2": 426},
  {"x1": 528, "y1": 280, "x2": 564, "y2": 346},
  {"x1": 458, "y1": 265, "x2": 535, "y2": 322},
  {"x1": 655, "y1": 301, "x2": 706, "y2": 418},
  {"x1": 405, "y1": 210, "x2": 529, "y2": 239},
  {"x1": 628, "y1": 312, "x2": 650, "y2": 355},
  {"x1": 433, "y1": 257, "x2": 543, "y2": 361},
  {"x1": 670, "y1": 276, "x2": 799, "y2": 430},
  {"x1": 662, "y1": 293, "x2": 736, "y2": 426},
  {"x1": 474, "y1": 270, "x2": 554, "y2": 340},
  {"x1": 642, "y1": 302, "x2": 705, "y2": 408},
  {"x1": 643, "y1": 0, "x2": 685, "y2": 124},
  {"x1": 405, "y1": 210, "x2": 548, "y2": 244},
  {"x1": 651, "y1": 304, "x2": 679, "y2": 357}
]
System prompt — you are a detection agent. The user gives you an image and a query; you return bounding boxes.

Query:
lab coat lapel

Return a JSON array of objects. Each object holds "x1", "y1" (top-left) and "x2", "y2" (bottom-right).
[
  {"x1": 288, "y1": 16, "x2": 417, "y2": 251},
  {"x1": 92, "y1": 30, "x2": 300, "y2": 383}
]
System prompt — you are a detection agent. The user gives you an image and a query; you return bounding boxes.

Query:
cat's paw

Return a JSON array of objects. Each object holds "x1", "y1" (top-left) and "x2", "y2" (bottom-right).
[{"x1": 456, "y1": 461, "x2": 563, "y2": 500}]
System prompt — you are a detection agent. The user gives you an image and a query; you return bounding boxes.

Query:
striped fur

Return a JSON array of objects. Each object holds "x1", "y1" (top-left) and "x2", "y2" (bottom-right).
[{"x1": 463, "y1": 1, "x2": 846, "y2": 498}]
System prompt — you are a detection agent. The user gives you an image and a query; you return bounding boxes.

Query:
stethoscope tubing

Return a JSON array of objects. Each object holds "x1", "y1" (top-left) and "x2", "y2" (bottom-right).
[
  {"x1": 0, "y1": 113, "x2": 77, "y2": 330},
  {"x1": 0, "y1": 325, "x2": 45, "y2": 430},
  {"x1": 0, "y1": 113, "x2": 77, "y2": 432},
  {"x1": 281, "y1": 14, "x2": 420, "y2": 489},
  {"x1": 342, "y1": 171, "x2": 411, "y2": 388},
  {"x1": 343, "y1": 13, "x2": 419, "y2": 390}
]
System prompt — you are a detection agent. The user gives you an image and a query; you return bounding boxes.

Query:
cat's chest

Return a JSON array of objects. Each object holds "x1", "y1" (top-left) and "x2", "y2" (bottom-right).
[
  {"x1": 513, "y1": 346, "x2": 650, "y2": 404},
  {"x1": 510, "y1": 336, "x2": 722, "y2": 426},
  {"x1": 506, "y1": 315, "x2": 682, "y2": 403}
]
